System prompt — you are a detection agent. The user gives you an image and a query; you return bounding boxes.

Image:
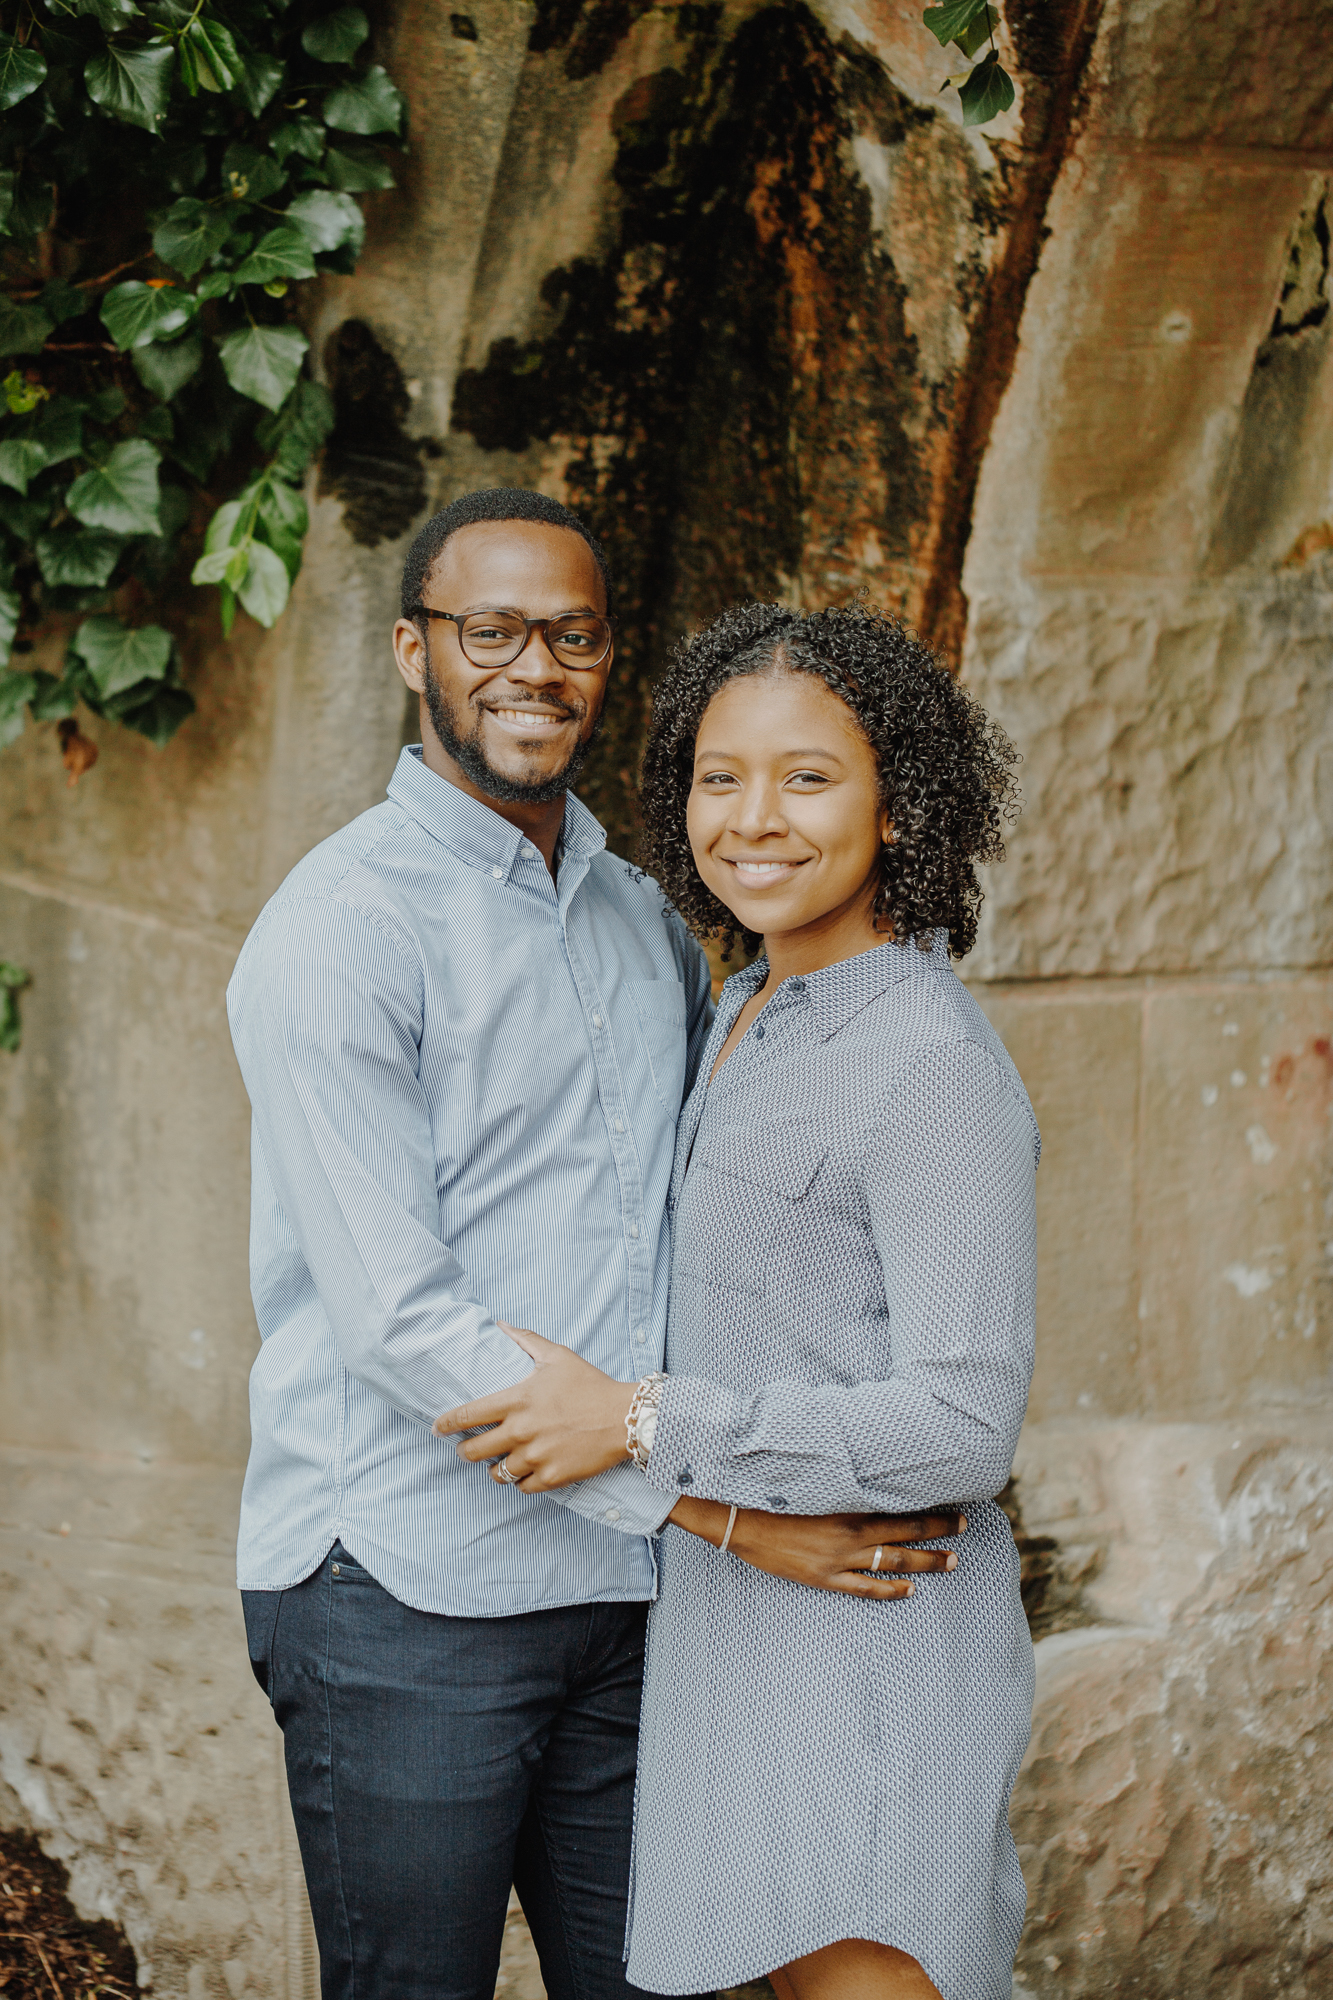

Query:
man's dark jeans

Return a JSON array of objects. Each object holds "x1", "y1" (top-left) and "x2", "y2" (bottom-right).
[{"x1": 243, "y1": 1544, "x2": 676, "y2": 2000}]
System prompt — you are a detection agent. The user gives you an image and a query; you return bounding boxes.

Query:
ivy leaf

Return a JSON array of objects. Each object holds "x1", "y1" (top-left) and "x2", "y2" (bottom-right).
[
  {"x1": 131, "y1": 329, "x2": 203, "y2": 400},
  {"x1": 35, "y1": 525, "x2": 126, "y2": 588},
  {"x1": 186, "y1": 16, "x2": 241, "y2": 94},
  {"x1": 921, "y1": 0, "x2": 989, "y2": 48},
  {"x1": 258, "y1": 476, "x2": 308, "y2": 571},
  {"x1": 69, "y1": 615, "x2": 172, "y2": 697},
  {"x1": 0, "y1": 33, "x2": 48, "y2": 113},
  {"x1": 191, "y1": 546, "x2": 235, "y2": 584},
  {"x1": 101, "y1": 280, "x2": 196, "y2": 350},
  {"x1": 237, "y1": 539, "x2": 290, "y2": 625},
  {"x1": 270, "y1": 116, "x2": 325, "y2": 167},
  {"x1": 0, "y1": 404, "x2": 81, "y2": 494},
  {"x1": 152, "y1": 197, "x2": 234, "y2": 278},
  {"x1": 0, "y1": 667, "x2": 36, "y2": 747},
  {"x1": 958, "y1": 50, "x2": 1015, "y2": 124},
  {"x1": 40, "y1": 277, "x2": 86, "y2": 327},
  {"x1": 217, "y1": 323, "x2": 308, "y2": 411},
  {"x1": 84, "y1": 39, "x2": 176, "y2": 132},
  {"x1": 255, "y1": 377, "x2": 334, "y2": 478},
  {"x1": 109, "y1": 680, "x2": 194, "y2": 744},
  {"x1": 323, "y1": 65, "x2": 405, "y2": 136},
  {"x1": 235, "y1": 50, "x2": 284, "y2": 117},
  {"x1": 302, "y1": 7, "x2": 369, "y2": 63},
  {"x1": 0, "y1": 297, "x2": 54, "y2": 357},
  {"x1": 203, "y1": 499, "x2": 247, "y2": 554},
  {"x1": 953, "y1": 4, "x2": 999, "y2": 56},
  {"x1": 221, "y1": 141, "x2": 286, "y2": 204},
  {"x1": 66, "y1": 439, "x2": 162, "y2": 534},
  {"x1": 0, "y1": 439, "x2": 47, "y2": 493},
  {"x1": 323, "y1": 141, "x2": 395, "y2": 192},
  {"x1": 28, "y1": 669, "x2": 79, "y2": 721},
  {"x1": 233, "y1": 225, "x2": 318, "y2": 287},
  {"x1": 76, "y1": 0, "x2": 143, "y2": 25},
  {"x1": 284, "y1": 189, "x2": 364, "y2": 257},
  {"x1": 0, "y1": 585, "x2": 20, "y2": 667}
]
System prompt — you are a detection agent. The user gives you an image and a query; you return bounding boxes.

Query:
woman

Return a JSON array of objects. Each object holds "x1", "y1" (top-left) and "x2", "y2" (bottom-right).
[{"x1": 438, "y1": 603, "x2": 1037, "y2": 2000}]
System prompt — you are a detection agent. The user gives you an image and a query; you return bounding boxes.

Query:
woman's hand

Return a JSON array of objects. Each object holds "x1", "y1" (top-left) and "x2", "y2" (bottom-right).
[
  {"x1": 670, "y1": 1497, "x2": 967, "y2": 1599},
  {"x1": 433, "y1": 1323, "x2": 635, "y2": 1489}
]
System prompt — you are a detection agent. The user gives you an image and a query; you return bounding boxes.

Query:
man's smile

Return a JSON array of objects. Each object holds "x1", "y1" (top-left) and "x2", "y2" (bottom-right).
[{"x1": 483, "y1": 705, "x2": 577, "y2": 736}]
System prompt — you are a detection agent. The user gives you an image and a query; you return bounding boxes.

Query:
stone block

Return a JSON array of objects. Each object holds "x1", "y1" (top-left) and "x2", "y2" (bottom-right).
[
  {"x1": 1136, "y1": 977, "x2": 1333, "y2": 1418},
  {"x1": 971, "y1": 983, "x2": 1142, "y2": 1421},
  {"x1": 0, "y1": 885, "x2": 253, "y2": 1466}
]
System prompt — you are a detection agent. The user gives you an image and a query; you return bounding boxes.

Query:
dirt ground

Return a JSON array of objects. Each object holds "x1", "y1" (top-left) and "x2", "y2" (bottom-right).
[{"x1": 0, "y1": 1830, "x2": 138, "y2": 2000}]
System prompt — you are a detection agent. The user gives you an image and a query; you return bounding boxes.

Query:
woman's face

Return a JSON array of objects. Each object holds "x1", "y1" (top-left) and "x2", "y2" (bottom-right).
[{"x1": 687, "y1": 669, "x2": 890, "y2": 951}]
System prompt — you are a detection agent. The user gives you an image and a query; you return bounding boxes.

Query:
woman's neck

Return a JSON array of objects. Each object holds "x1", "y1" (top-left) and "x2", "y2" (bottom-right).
[{"x1": 759, "y1": 902, "x2": 888, "y2": 989}]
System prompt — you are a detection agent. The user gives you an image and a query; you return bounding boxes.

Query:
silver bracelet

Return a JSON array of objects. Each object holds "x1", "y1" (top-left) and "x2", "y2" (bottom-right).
[
  {"x1": 718, "y1": 1503, "x2": 739, "y2": 1555},
  {"x1": 625, "y1": 1372, "x2": 667, "y2": 1472}
]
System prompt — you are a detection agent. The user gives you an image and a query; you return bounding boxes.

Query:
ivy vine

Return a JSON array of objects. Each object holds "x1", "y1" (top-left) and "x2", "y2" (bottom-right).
[
  {"x1": 922, "y1": 0, "x2": 1015, "y2": 126},
  {"x1": 0, "y1": 0, "x2": 405, "y2": 764}
]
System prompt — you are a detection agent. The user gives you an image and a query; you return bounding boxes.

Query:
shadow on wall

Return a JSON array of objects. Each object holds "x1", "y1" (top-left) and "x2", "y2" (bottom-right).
[{"x1": 451, "y1": 3, "x2": 950, "y2": 855}]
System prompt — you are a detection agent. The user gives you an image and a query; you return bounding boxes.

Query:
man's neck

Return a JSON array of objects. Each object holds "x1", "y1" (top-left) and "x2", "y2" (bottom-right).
[{"x1": 419, "y1": 735, "x2": 567, "y2": 876}]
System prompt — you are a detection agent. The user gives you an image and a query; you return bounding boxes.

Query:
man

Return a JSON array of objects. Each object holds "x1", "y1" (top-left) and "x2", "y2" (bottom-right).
[{"x1": 228, "y1": 489, "x2": 959, "y2": 2000}]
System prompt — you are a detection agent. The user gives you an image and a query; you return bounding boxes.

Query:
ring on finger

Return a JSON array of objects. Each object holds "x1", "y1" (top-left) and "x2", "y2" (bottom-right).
[
  {"x1": 871, "y1": 1545, "x2": 884, "y2": 1572},
  {"x1": 495, "y1": 1456, "x2": 520, "y2": 1486}
]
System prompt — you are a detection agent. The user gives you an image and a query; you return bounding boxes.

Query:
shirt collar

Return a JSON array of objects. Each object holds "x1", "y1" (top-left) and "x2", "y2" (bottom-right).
[
  {"x1": 721, "y1": 931, "x2": 950, "y2": 1038},
  {"x1": 386, "y1": 746, "x2": 607, "y2": 879}
]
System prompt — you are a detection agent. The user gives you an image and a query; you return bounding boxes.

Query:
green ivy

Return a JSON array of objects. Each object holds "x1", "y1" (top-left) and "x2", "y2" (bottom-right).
[
  {"x1": 922, "y1": 0, "x2": 1016, "y2": 126},
  {"x1": 0, "y1": 0, "x2": 406, "y2": 756},
  {"x1": 0, "y1": 958, "x2": 27, "y2": 1050}
]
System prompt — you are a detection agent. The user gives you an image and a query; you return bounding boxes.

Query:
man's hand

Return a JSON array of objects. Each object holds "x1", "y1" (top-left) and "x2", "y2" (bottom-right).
[
  {"x1": 434, "y1": 1323, "x2": 634, "y2": 1489},
  {"x1": 670, "y1": 1497, "x2": 967, "y2": 1599}
]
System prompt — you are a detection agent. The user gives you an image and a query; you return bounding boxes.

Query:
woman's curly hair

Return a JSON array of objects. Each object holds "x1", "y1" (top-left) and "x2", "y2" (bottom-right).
[{"x1": 638, "y1": 601, "x2": 1020, "y2": 961}]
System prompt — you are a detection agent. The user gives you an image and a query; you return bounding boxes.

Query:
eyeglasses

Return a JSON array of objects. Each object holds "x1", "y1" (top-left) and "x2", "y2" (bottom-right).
[{"x1": 413, "y1": 607, "x2": 616, "y2": 671}]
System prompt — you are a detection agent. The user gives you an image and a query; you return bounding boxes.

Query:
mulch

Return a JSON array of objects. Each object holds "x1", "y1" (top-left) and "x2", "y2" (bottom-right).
[{"x1": 0, "y1": 1829, "x2": 138, "y2": 2000}]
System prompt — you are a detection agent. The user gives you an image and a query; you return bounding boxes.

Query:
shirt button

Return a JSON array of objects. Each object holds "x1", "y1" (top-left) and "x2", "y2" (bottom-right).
[
  {"x1": 635, "y1": 1330, "x2": 646, "y2": 1344},
  {"x1": 628, "y1": 1222, "x2": 639, "y2": 1239},
  {"x1": 605, "y1": 1508, "x2": 621, "y2": 1523},
  {"x1": 521, "y1": 845, "x2": 536, "y2": 859},
  {"x1": 491, "y1": 866, "x2": 504, "y2": 880},
  {"x1": 592, "y1": 1013, "x2": 603, "y2": 1028},
  {"x1": 755, "y1": 1023, "x2": 766, "y2": 1039}
]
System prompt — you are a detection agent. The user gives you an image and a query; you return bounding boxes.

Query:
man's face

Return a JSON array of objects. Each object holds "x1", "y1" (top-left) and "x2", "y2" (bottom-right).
[{"x1": 393, "y1": 520, "x2": 613, "y2": 807}]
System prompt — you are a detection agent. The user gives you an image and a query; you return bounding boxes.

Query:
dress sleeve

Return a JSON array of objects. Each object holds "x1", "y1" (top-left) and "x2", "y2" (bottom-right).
[{"x1": 643, "y1": 1038, "x2": 1037, "y2": 1514}]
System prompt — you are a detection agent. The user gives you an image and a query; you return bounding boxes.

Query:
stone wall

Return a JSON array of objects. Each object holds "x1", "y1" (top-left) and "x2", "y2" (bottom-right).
[{"x1": 1, "y1": 3, "x2": 1329, "y2": 1997}]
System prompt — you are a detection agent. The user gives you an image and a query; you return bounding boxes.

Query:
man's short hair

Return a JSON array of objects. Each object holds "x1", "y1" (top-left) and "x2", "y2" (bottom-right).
[{"x1": 400, "y1": 489, "x2": 614, "y2": 619}]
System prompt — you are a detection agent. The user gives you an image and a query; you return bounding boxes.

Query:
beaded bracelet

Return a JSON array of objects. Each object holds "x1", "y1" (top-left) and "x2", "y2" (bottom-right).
[{"x1": 625, "y1": 1371, "x2": 667, "y2": 1471}]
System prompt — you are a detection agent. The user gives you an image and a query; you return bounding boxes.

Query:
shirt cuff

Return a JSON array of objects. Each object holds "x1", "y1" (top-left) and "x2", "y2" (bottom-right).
[{"x1": 557, "y1": 1457, "x2": 675, "y2": 1537}]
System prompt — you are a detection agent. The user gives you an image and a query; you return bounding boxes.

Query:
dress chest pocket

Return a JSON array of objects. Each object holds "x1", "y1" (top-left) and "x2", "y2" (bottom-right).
[
  {"x1": 625, "y1": 976, "x2": 688, "y2": 1113},
  {"x1": 677, "y1": 1122, "x2": 828, "y2": 1299}
]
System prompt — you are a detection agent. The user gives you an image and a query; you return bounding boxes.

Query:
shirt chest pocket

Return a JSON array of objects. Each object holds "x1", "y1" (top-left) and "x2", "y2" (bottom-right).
[{"x1": 624, "y1": 976, "x2": 688, "y2": 1113}]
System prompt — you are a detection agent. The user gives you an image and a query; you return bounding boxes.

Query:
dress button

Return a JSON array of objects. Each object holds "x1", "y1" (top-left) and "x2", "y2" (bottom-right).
[
  {"x1": 635, "y1": 1331, "x2": 646, "y2": 1344},
  {"x1": 755, "y1": 1023, "x2": 766, "y2": 1039},
  {"x1": 521, "y1": 845, "x2": 536, "y2": 859},
  {"x1": 628, "y1": 1222, "x2": 639, "y2": 1239},
  {"x1": 491, "y1": 866, "x2": 504, "y2": 880},
  {"x1": 615, "y1": 1117, "x2": 625, "y2": 1133},
  {"x1": 605, "y1": 1508, "x2": 621, "y2": 1523},
  {"x1": 592, "y1": 1013, "x2": 603, "y2": 1028}
]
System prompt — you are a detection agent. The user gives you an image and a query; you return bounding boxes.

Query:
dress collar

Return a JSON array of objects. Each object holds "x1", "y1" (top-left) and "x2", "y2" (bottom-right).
[
  {"x1": 720, "y1": 931, "x2": 950, "y2": 1039},
  {"x1": 386, "y1": 746, "x2": 607, "y2": 879}
]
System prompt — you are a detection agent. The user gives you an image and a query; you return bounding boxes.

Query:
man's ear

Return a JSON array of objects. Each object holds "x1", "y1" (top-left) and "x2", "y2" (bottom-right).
[{"x1": 393, "y1": 617, "x2": 428, "y2": 694}]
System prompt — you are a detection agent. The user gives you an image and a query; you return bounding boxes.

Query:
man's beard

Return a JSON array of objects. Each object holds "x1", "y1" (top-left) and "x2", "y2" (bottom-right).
[{"x1": 421, "y1": 644, "x2": 602, "y2": 806}]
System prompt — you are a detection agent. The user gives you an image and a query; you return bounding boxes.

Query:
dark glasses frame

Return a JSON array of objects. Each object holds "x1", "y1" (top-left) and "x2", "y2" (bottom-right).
[{"x1": 411, "y1": 606, "x2": 617, "y2": 672}]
